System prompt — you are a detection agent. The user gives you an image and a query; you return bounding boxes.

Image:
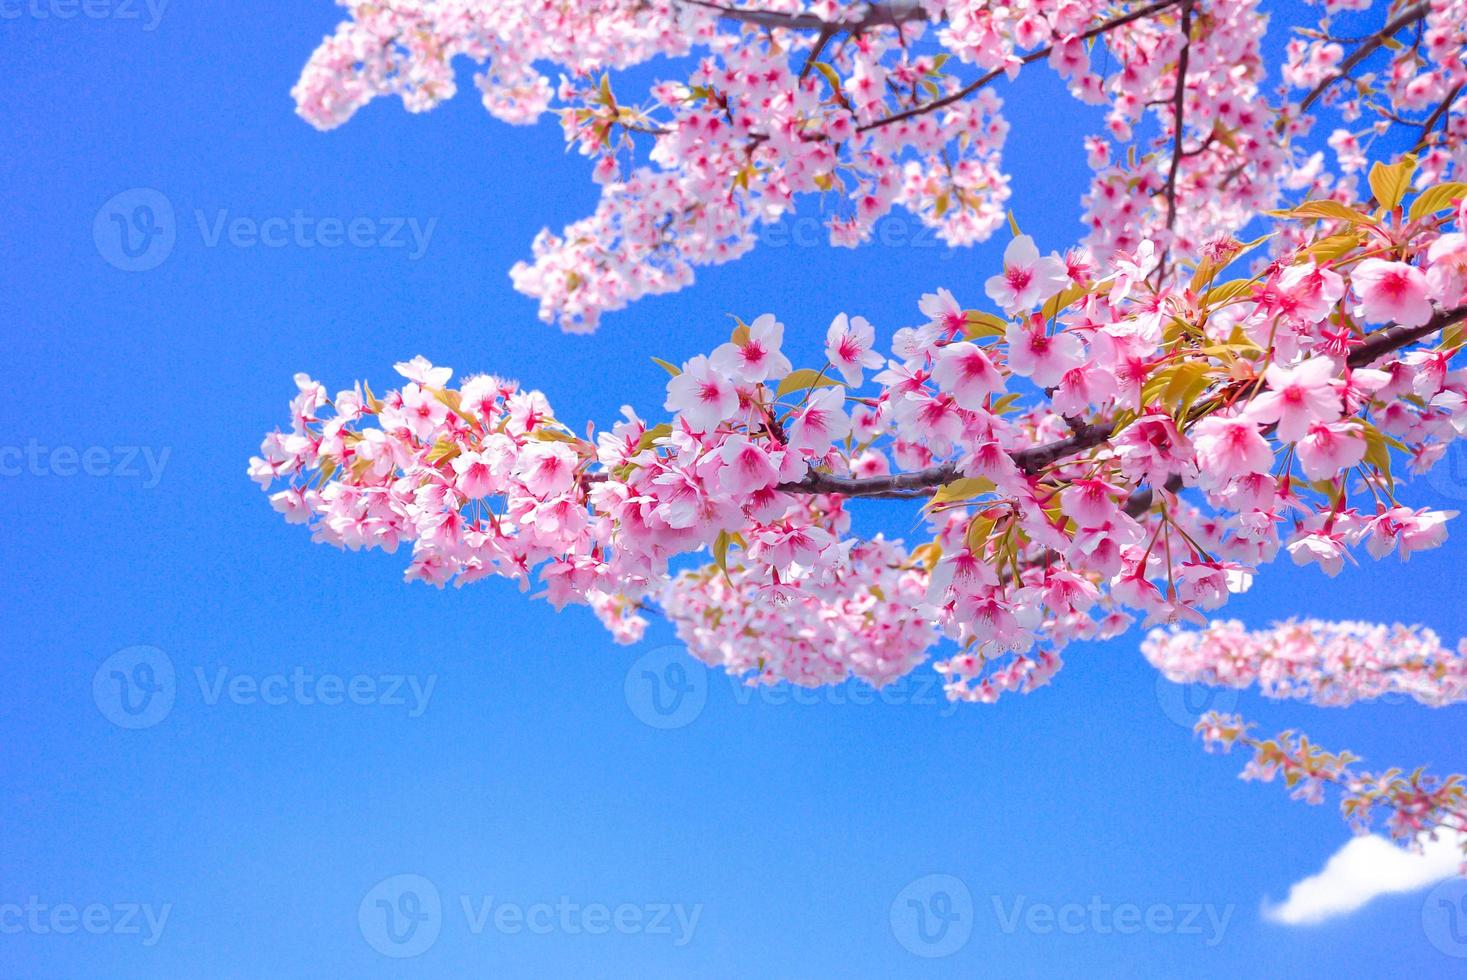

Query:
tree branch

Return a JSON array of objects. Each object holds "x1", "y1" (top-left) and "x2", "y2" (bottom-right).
[
  {"x1": 1299, "y1": 3, "x2": 1429, "y2": 112},
  {"x1": 678, "y1": 0, "x2": 926, "y2": 32},
  {"x1": 777, "y1": 305, "x2": 1467, "y2": 498},
  {"x1": 858, "y1": 0, "x2": 1186, "y2": 133},
  {"x1": 1155, "y1": 0, "x2": 1194, "y2": 285}
]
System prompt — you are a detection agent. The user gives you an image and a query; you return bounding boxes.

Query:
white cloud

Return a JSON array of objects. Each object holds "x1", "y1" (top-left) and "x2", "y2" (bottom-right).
[{"x1": 1264, "y1": 833, "x2": 1463, "y2": 926}]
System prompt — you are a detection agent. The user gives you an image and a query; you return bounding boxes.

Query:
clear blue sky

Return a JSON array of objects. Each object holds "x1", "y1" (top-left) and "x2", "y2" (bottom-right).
[{"x1": 4, "y1": 3, "x2": 1466, "y2": 977}]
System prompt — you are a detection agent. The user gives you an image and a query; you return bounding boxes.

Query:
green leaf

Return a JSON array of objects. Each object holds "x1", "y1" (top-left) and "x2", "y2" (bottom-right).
[
  {"x1": 1408, "y1": 181, "x2": 1467, "y2": 221},
  {"x1": 963, "y1": 310, "x2": 1008, "y2": 340},
  {"x1": 1275, "y1": 200, "x2": 1376, "y2": 225},
  {"x1": 927, "y1": 477, "x2": 996, "y2": 508},
  {"x1": 635, "y1": 422, "x2": 672, "y2": 452},
  {"x1": 1368, "y1": 154, "x2": 1417, "y2": 211},
  {"x1": 774, "y1": 368, "x2": 841, "y2": 399},
  {"x1": 713, "y1": 529, "x2": 735, "y2": 584},
  {"x1": 426, "y1": 440, "x2": 459, "y2": 465},
  {"x1": 1360, "y1": 424, "x2": 1394, "y2": 491},
  {"x1": 651, "y1": 357, "x2": 681, "y2": 377},
  {"x1": 990, "y1": 392, "x2": 1022, "y2": 415},
  {"x1": 1306, "y1": 232, "x2": 1363, "y2": 262},
  {"x1": 812, "y1": 62, "x2": 845, "y2": 102}
]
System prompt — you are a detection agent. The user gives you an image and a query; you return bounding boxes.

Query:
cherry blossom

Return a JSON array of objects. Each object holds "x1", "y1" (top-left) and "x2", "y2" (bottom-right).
[
  {"x1": 291, "y1": 0, "x2": 1467, "y2": 332},
  {"x1": 255, "y1": 171, "x2": 1467, "y2": 706},
  {"x1": 984, "y1": 235, "x2": 1071, "y2": 313}
]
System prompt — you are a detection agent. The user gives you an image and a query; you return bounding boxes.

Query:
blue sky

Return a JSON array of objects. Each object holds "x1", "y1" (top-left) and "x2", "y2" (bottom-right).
[{"x1": 4, "y1": 2, "x2": 1467, "y2": 976}]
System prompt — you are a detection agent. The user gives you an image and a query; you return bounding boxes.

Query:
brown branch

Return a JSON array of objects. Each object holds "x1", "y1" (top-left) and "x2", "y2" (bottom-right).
[
  {"x1": 1299, "y1": 3, "x2": 1429, "y2": 112},
  {"x1": 678, "y1": 0, "x2": 926, "y2": 31},
  {"x1": 1411, "y1": 84, "x2": 1463, "y2": 153},
  {"x1": 777, "y1": 304, "x2": 1467, "y2": 498},
  {"x1": 858, "y1": 0, "x2": 1186, "y2": 133},
  {"x1": 1162, "y1": 1, "x2": 1193, "y2": 234},
  {"x1": 1155, "y1": 0, "x2": 1195, "y2": 285}
]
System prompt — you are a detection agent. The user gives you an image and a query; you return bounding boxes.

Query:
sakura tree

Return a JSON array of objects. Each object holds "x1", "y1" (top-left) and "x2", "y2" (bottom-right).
[{"x1": 263, "y1": 0, "x2": 1467, "y2": 856}]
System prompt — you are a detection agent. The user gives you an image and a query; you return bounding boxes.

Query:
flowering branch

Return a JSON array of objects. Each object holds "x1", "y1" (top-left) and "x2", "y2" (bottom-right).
[
  {"x1": 1298, "y1": 2, "x2": 1431, "y2": 112},
  {"x1": 859, "y1": 0, "x2": 1187, "y2": 133},
  {"x1": 677, "y1": 0, "x2": 927, "y2": 31},
  {"x1": 780, "y1": 304, "x2": 1467, "y2": 500},
  {"x1": 1197, "y1": 712, "x2": 1467, "y2": 843},
  {"x1": 291, "y1": 0, "x2": 1467, "y2": 330},
  {"x1": 254, "y1": 165, "x2": 1467, "y2": 695}
]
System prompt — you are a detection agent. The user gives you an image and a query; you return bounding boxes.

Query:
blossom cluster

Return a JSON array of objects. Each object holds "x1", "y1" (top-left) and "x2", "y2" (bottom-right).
[
  {"x1": 254, "y1": 172, "x2": 1467, "y2": 699},
  {"x1": 291, "y1": 0, "x2": 1462, "y2": 330},
  {"x1": 1284, "y1": 0, "x2": 1467, "y2": 187},
  {"x1": 1145, "y1": 618, "x2": 1467, "y2": 707},
  {"x1": 1197, "y1": 712, "x2": 1467, "y2": 846}
]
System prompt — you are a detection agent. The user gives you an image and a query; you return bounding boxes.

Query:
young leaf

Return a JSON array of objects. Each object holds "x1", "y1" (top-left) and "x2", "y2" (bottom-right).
[
  {"x1": 1368, "y1": 154, "x2": 1417, "y2": 211},
  {"x1": 775, "y1": 368, "x2": 840, "y2": 399},
  {"x1": 1407, "y1": 182, "x2": 1467, "y2": 222}
]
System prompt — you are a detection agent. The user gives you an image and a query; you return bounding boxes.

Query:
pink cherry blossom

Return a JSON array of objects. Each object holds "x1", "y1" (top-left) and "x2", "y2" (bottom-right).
[
  {"x1": 1352, "y1": 259, "x2": 1434, "y2": 327},
  {"x1": 665, "y1": 354, "x2": 739, "y2": 430},
  {"x1": 1192, "y1": 416, "x2": 1274, "y2": 487},
  {"x1": 1246, "y1": 357, "x2": 1342, "y2": 443},
  {"x1": 825, "y1": 314, "x2": 883, "y2": 387},
  {"x1": 984, "y1": 235, "x2": 1070, "y2": 313},
  {"x1": 710, "y1": 314, "x2": 793, "y2": 383},
  {"x1": 931, "y1": 342, "x2": 1004, "y2": 410}
]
